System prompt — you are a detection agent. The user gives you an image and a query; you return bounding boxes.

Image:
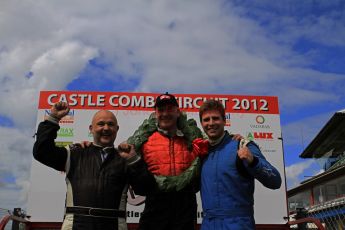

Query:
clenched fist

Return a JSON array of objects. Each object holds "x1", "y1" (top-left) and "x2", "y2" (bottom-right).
[
  {"x1": 50, "y1": 102, "x2": 70, "y2": 120},
  {"x1": 118, "y1": 142, "x2": 136, "y2": 160},
  {"x1": 237, "y1": 146, "x2": 254, "y2": 164}
]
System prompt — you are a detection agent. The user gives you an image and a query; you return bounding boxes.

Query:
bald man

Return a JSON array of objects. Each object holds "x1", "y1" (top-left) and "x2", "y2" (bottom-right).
[{"x1": 33, "y1": 102, "x2": 156, "y2": 230}]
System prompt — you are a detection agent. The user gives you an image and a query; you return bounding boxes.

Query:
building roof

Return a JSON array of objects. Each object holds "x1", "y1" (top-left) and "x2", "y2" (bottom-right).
[
  {"x1": 287, "y1": 163, "x2": 345, "y2": 196},
  {"x1": 328, "y1": 154, "x2": 345, "y2": 171},
  {"x1": 300, "y1": 109, "x2": 345, "y2": 158},
  {"x1": 288, "y1": 109, "x2": 345, "y2": 196}
]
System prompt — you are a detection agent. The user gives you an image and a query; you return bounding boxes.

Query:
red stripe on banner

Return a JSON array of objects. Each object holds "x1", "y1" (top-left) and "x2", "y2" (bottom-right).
[{"x1": 38, "y1": 91, "x2": 279, "y2": 114}]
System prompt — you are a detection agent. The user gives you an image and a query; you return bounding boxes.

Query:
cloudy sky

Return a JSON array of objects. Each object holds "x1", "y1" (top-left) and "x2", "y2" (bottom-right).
[{"x1": 1, "y1": 0, "x2": 344, "y2": 212}]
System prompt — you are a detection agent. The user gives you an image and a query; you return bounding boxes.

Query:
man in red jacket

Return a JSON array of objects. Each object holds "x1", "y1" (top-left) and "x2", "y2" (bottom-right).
[{"x1": 128, "y1": 93, "x2": 207, "y2": 230}]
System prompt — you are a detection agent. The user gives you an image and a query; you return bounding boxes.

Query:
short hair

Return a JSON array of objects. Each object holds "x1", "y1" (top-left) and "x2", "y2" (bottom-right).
[{"x1": 199, "y1": 99, "x2": 226, "y2": 121}]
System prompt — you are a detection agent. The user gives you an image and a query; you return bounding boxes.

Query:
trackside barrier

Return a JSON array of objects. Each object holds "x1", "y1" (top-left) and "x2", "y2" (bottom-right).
[
  {"x1": 307, "y1": 198, "x2": 345, "y2": 230},
  {"x1": 0, "y1": 215, "x2": 29, "y2": 230},
  {"x1": 0, "y1": 208, "x2": 30, "y2": 230},
  {"x1": 8, "y1": 219, "x2": 326, "y2": 230},
  {"x1": 0, "y1": 214, "x2": 11, "y2": 230},
  {"x1": 5, "y1": 210, "x2": 327, "y2": 230},
  {"x1": 2, "y1": 220, "x2": 294, "y2": 230},
  {"x1": 288, "y1": 217, "x2": 325, "y2": 230},
  {"x1": 290, "y1": 197, "x2": 345, "y2": 229},
  {"x1": 2, "y1": 222, "x2": 292, "y2": 230}
]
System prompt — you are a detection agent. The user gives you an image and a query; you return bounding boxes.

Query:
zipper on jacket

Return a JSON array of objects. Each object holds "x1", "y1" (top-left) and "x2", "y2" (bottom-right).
[
  {"x1": 169, "y1": 138, "x2": 176, "y2": 176},
  {"x1": 215, "y1": 149, "x2": 220, "y2": 208}
]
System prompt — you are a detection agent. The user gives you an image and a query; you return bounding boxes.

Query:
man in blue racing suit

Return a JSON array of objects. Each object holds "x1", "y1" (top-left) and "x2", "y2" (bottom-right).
[{"x1": 199, "y1": 99, "x2": 282, "y2": 230}]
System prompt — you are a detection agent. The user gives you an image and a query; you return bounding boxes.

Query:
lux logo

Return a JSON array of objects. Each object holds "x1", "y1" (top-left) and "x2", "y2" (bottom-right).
[{"x1": 247, "y1": 132, "x2": 273, "y2": 140}]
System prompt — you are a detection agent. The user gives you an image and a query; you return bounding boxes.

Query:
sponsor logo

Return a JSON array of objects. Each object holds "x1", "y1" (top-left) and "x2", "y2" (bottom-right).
[
  {"x1": 225, "y1": 113, "x2": 231, "y2": 127},
  {"x1": 259, "y1": 146, "x2": 277, "y2": 154},
  {"x1": 256, "y1": 115, "x2": 265, "y2": 124},
  {"x1": 127, "y1": 186, "x2": 145, "y2": 206},
  {"x1": 246, "y1": 132, "x2": 273, "y2": 141},
  {"x1": 262, "y1": 149, "x2": 277, "y2": 154},
  {"x1": 44, "y1": 110, "x2": 75, "y2": 124},
  {"x1": 57, "y1": 128, "x2": 74, "y2": 137},
  {"x1": 250, "y1": 115, "x2": 270, "y2": 129},
  {"x1": 55, "y1": 141, "x2": 73, "y2": 147}
]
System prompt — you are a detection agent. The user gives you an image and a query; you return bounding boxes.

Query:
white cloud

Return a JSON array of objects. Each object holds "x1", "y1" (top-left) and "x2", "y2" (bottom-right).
[
  {"x1": 29, "y1": 41, "x2": 98, "y2": 89},
  {"x1": 282, "y1": 111, "x2": 333, "y2": 147},
  {"x1": 313, "y1": 168, "x2": 325, "y2": 176},
  {"x1": 0, "y1": 127, "x2": 34, "y2": 209},
  {"x1": 0, "y1": 41, "x2": 98, "y2": 128},
  {"x1": 1, "y1": 0, "x2": 344, "y2": 113},
  {"x1": 285, "y1": 160, "x2": 315, "y2": 188}
]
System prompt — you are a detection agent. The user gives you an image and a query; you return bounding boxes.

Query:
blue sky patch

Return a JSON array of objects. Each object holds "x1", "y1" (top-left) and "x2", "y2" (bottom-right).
[{"x1": 0, "y1": 115, "x2": 14, "y2": 127}]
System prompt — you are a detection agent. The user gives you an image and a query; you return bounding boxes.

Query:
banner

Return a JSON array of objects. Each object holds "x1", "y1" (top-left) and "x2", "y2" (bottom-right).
[{"x1": 28, "y1": 91, "x2": 287, "y2": 224}]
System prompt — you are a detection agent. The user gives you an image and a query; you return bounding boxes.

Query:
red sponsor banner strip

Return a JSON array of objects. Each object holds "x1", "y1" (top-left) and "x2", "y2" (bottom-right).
[{"x1": 39, "y1": 91, "x2": 279, "y2": 114}]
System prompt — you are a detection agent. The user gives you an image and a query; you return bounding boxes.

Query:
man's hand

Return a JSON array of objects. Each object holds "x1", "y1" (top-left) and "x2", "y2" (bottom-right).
[
  {"x1": 237, "y1": 146, "x2": 254, "y2": 164},
  {"x1": 232, "y1": 134, "x2": 243, "y2": 141},
  {"x1": 50, "y1": 102, "x2": 70, "y2": 120},
  {"x1": 118, "y1": 142, "x2": 136, "y2": 160},
  {"x1": 76, "y1": 141, "x2": 92, "y2": 148},
  {"x1": 192, "y1": 138, "x2": 209, "y2": 158}
]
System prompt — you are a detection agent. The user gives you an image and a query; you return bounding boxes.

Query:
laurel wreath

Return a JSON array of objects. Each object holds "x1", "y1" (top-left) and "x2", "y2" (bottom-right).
[{"x1": 127, "y1": 112, "x2": 203, "y2": 191}]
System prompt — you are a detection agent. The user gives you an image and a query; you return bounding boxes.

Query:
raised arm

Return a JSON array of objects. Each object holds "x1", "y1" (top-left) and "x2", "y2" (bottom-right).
[{"x1": 33, "y1": 102, "x2": 70, "y2": 171}]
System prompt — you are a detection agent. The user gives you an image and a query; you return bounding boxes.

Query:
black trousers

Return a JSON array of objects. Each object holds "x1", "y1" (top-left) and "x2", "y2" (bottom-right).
[{"x1": 139, "y1": 191, "x2": 197, "y2": 230}]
